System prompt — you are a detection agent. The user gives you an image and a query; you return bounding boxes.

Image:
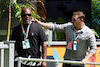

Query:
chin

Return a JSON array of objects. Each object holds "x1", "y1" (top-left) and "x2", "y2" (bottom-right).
[
  {"x1": 24, "y1": 20, "x2": 30, "y2": 24},
  {"x1": 26, "y1": 20, "x2": 29, "y2": 22},
  {"x1": 23, "y1": 22, "x2": 28, "y2": 24}
]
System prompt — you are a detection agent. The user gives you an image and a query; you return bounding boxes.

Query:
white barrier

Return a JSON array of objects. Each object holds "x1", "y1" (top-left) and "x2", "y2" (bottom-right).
[
  {"x1": 0, "y1": 41, "x2": 100, "y2": 67},
  {"x1": 17, "y1": 41, "x2": 100, "y2": 67},
  {"x1": 46, "y1": 41, "x2": 100, "y2": 46},
  {"x1": 17, "y1": 57, "x2": 100, "y2": 67},
  {"x1": 0, "y1": 41, "x2": 15, "y2": 67}
]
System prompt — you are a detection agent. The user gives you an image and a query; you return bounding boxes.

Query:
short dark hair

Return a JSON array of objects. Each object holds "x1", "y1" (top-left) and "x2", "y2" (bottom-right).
[{"x1": 73, "y1": 11, "x2": 85, "y2": 20}]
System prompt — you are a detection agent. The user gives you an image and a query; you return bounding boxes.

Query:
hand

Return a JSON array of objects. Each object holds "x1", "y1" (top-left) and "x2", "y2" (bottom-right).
[
  {"x1": 81, "y1": 58, "x2": 88, "y2": 65},
  {"x1": 31, "y1": 18, "x2": 39, "y2": 24},
  {"x1": 41, "y1": 62, "x2": 47, "y2": 67}
]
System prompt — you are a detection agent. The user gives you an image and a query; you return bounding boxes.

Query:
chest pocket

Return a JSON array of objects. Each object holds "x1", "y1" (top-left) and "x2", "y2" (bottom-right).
[
  {"x1": 29, "y1": 32, "x2": 38, "y2": 40},
  {"x1": 77, "y1": 34, "x2": 89, "y2": 43}
]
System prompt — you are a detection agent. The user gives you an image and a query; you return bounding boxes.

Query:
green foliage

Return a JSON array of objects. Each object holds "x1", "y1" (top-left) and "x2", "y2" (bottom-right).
[
  {"x1": 12, "y1": 3, "x2": 41, "y2": 22},
  {"x1": 56, "y1": 17, "x2": 65, "y2": 23},
  {"x1": 56, "y1": 31, "x2": 64, "y2": 40},
  {"x1": 92, "y1": 0, "x2": 100, "y2": 23},
  {"x1": 91, "y1": 0, "x2": 100, "y2": 38},
  {"x1": 55, "y1": 17, "x2": 65, "y2": 40},
  {"x1": 91, "y1": 29, "x2": 99, "y2": 38},
  {"x1": 0, "y1": 0, "x2": 44, "y2": 22},
  {"x1": 0, "y1": 0, "x2": 9, "y2": 21}
]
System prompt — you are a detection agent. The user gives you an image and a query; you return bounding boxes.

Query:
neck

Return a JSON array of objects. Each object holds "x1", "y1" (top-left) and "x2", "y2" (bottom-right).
[
  {"x1": 76, "y1": 26, "x2": 82, "y2": 31},
  {"x1": 22, "y1": 23, "x2": 29, "y2": 31},
  {"x1": 23, "y1": 23, "x2": 28, "y2": 27},
  {"x1": 75, "y1": 23, "x2": 84, "y2": 31}
]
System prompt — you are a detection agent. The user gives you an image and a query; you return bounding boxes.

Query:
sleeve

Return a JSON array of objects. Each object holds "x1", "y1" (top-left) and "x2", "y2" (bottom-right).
[
  {"x1": 10, "y1": 28, "x2": 18, "y2": 51},
  {"x1": 88, "y1": 33, "x2": 97, "y2": 54},
  {"x1": 38, "y1": 25, "x2": 48, "y2": 42},
  {"x1": 50, "y1": 22, "x2": 72, "y2": 32}
]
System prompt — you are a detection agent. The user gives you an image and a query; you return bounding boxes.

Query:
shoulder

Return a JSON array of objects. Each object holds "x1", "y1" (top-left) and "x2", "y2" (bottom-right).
[
  {"x1": 31, "y1": 22, "x2": 42, "y2": 28},
  {"x1": 83, "y1": 25, "x2": 94, "y2": 35},
  {"x1": 64, "y1": 22, "x2": 73, "y2": 29},
  {"x1": 30, "y1": 22, "x2": 44, "y2": 32},
  {"x1": 13, "y1": 24, "x2": 21, "y2": 31},
  {"x1": 11, "y1": 24, "x2": 21, "y2": 39},
  {"x1": 63, "y1": 22, "x2": 73, "y2": 27},
  {"x1": 60, "y1": 22, "x2": 73, "y2": 26}
]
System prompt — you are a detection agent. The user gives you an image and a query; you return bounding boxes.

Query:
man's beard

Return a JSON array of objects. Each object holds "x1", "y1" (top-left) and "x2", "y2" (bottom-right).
[{"x1": 24, "y1": 20, "x2": 31, "y2": 24}]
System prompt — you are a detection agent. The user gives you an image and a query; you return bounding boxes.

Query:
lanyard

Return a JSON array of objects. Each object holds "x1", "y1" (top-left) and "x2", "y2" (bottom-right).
[
  {"x1": 73, "y1": 30, "x2": 81, "y2": 40},
  {"x1": 21, "y1": 24, "x2": 30, "y2": 39}
]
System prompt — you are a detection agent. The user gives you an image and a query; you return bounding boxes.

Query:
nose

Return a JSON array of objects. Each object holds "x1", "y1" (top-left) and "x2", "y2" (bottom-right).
[{"x1": 26, "y1": 15, "x2": 29, "y2": 17}]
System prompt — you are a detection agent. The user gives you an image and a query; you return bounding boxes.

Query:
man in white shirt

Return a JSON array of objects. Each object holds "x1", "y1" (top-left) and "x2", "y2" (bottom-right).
[{"x1": 34, "y1": 11, "x2": 97, "y2": 67}]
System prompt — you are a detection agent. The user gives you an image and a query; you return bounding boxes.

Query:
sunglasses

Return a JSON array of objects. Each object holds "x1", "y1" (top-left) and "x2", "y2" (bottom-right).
[
  {"x1": 72, "y1": 18, "x2": 80, "y2": 21},
  {"x1": 23, "y1": 14, "x2": 31, "y2": 16}
]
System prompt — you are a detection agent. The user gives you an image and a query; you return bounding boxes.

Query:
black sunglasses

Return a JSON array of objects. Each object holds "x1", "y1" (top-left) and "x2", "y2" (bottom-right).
[
  {"x1": 23, "y1": 14, "x2": 31, "y2": 16},
  {"x1": 72, "y1": 18, "x2": 80, "y2": 21}
]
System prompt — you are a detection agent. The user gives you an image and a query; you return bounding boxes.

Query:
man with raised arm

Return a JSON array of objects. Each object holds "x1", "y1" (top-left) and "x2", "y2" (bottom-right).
[{"x1": 34, "y1": 11, "x2": 97, "y2": 67}]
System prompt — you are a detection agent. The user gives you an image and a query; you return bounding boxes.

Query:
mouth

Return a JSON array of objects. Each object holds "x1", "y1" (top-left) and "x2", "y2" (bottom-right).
[
  {"x1": 24, "y1": 19, "x2": 31, "y2": 24},
  {"x1": 25, "y1": 18, "x2": 30, "y2": 22}
]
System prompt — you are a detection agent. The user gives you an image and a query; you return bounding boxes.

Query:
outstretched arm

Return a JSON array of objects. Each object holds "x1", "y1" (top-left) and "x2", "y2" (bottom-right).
[{"x1": 33, "y1": 18, "x2": 68, "y2": 32}]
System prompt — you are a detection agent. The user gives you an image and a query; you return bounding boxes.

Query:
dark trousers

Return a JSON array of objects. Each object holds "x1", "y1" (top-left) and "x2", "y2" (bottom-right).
[{"x1": 63, "y1": 63, "x2": 85, "y2": 67}]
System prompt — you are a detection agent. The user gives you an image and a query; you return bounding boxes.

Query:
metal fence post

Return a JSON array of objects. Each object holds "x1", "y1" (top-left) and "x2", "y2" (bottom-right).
[
  {"x1": 18, "y1": 57, "x2": 22, "y2": 67},
  {"x1": 55, "y1": 62, "x2": 59, "y2": 67},
  {"x1": 0, "y1": 42, "x2": 9, "y2": 67},
  {"x1": 1, "y1": 49, "x2": 4, "y2": 67},
  {"x1": 55, "y1": 59, "x2": 59, "y2": 67},
  {"x1": 9, "y1": 41, "x2": 14, "y2": 67},
  {"x1": 4, "y1": 41, "x2": 15, "y2": 67}
]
